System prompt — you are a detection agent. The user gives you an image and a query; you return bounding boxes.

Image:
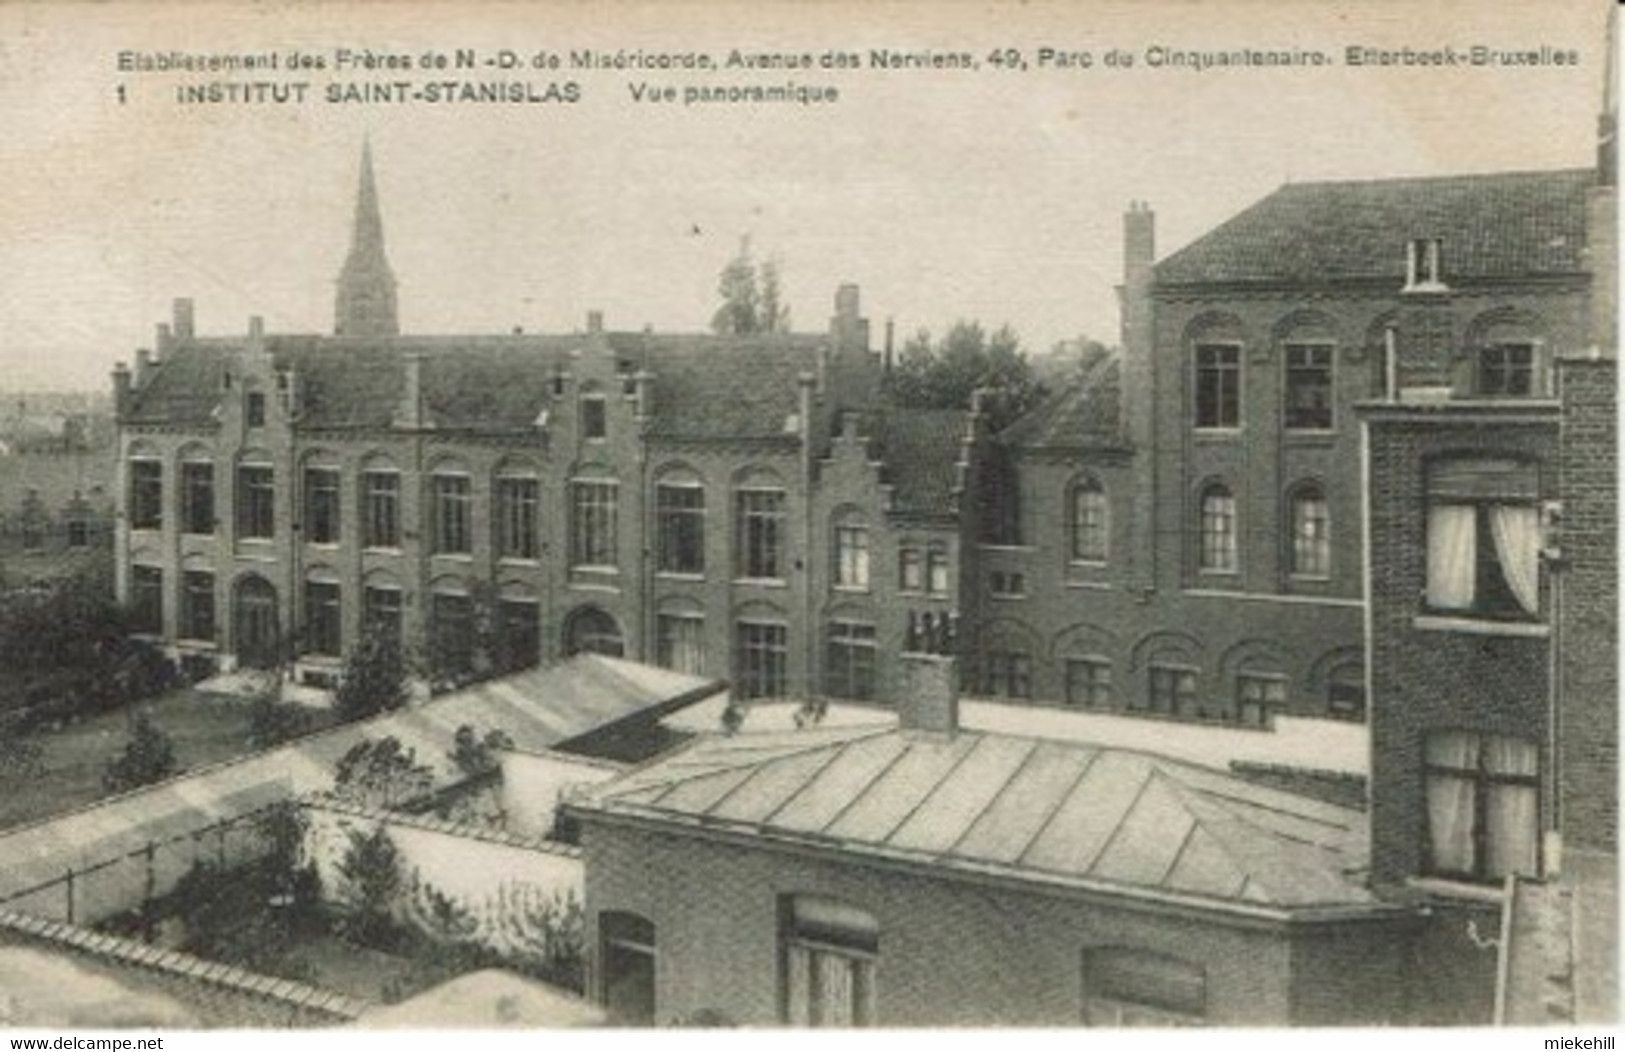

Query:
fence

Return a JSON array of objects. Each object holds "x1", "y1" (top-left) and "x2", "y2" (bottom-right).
[{"x1": 0, "y1": 805, "x2": 279, "y2": 926}]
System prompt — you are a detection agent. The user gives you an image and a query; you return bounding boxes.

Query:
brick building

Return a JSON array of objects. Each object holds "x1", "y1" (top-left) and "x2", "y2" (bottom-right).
[
  {"x1": 112, "y1": 146, "x2": 964, "y2": 697},
  {"x1": 0, "y1": 442, "x2": 114, "y2": 591},
  {"x1": 1358, "y1": 142, "x2": 1615, "y2": 1019},
  {"x1": 961, "y1": 169, "x2": 1602, "y2": 729},
  {"x1": 565, "y1": 654, "x2": 1417, "y2": 1027}
]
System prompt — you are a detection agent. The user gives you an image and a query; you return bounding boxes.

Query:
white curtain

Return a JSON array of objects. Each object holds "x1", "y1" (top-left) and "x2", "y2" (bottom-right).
[
  {"x1": 1490, "y1": 504, "x2": 1542, "y2": 616},
  {"x1": 1426, "y1": 505, "x2": 1478, "y2": 610},
  {"x1": 1427, "y1": 772, "x2": 1478, "y2": 875},
  {"x1": 1485, "y1": 784, "x2": 1540, "y2": 878}
]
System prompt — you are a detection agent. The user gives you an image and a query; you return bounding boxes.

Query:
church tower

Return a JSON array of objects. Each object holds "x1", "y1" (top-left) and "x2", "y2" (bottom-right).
[{"x1": 334, "y1": 141, "x2": 399, "y2": 337}]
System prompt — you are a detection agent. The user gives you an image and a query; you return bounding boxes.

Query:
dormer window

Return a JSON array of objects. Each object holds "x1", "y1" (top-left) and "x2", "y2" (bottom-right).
[{"x1": 1405, "y1": 238, "x2": 1446, "y2": 292}]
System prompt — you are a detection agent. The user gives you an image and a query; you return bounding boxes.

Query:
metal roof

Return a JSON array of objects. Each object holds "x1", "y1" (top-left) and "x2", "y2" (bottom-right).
[{"x1": 572, "y1": 725, "x2": 1375, "y2": 911}]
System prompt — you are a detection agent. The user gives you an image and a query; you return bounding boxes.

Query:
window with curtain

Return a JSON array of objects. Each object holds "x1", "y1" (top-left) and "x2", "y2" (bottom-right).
[
  {"x1": 1425, "y1": 460, "x2": 1542, "y2": 620},
  {"x1": 1198, "y1": 485, "x2": 1237, "y2": 573},
  {"x1": 1425, "y1": 731, "x2": 1540, "y2": 882},
  {"x1": 736, "y1": 620, "x2": 788, "y2": 699},
  {"x1": 571, "y1": 479, "x2": 619, "y2": 568},
  {"x1": 782, "y1": 896, "x2": 877, "y2": 1027},
  {"x1": 1289, "y1": 485, "x2": 1331, "y2": 578}
]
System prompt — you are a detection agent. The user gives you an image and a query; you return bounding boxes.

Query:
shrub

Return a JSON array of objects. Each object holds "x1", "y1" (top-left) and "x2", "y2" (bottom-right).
[{"x1": 101, "y1": 713, "x2": 179, "y2": 793}]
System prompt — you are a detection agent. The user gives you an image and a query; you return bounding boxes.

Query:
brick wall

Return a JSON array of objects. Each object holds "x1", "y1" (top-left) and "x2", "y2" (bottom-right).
[
  {"x1": 1558, "y1": 358, "x2": 1618, "y2": 853},
  {"x1": 0, "y1": 909, "x2": 362, "y2": 1027},
  {"x1": 579, "y1": 819, "x2": 1413, "y2": 1027}
]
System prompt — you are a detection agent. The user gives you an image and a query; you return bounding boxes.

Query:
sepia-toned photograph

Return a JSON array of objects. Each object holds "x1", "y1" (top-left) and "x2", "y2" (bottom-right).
[{"x1": 0, "y1": 0, "x2": 1615, "y2": 1033}]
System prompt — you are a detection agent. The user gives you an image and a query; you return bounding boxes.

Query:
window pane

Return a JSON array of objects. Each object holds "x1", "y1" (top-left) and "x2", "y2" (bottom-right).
[
  {"x1": 363, "y1": 471, "x2": 401, "y2": 548},
  {"x1": 1071, "y1": 482, "x2": 1107, "y2": 562},
  {"x1": 498, "y1": 477, "x2": 540, "y2": 560},
  {"x1": 1200, "y1": 488, "x2": 1237, "y2": 572},
  {"x1": 237, "y1": 466, "x2": 275, "y2": 539},
  {"x1": 572, "y1": 481, "x2": 619, "y2": 567},
  {"x1": 656, "y1": 484, "x2": 705, "y2": 574},
  {"x1": 1194, "y1": 345, "x2": 1240, "y2": 428},
  {"x1": 1284, "y1": 344, "x2": 1333, "y2": 430},
  {"x1": 1291, "y1": 490, "x2": 1330, "y2": 577},
  {"x1": 433, "y1": 475, "x2": 472, "y2": 554},
  {"x1": 181, "y1": 462, "x2": 214, "y2": 534},
  {"x1": 130, "y1": 461, "x2": 163, "y2": 530},
  {"x1": 737, "y1": 490, "x2": 785, "y2": 579},
  {"x1": 304, "y1": 468, "x2": 341, "y2": 544},
  {"x1": 1484, "y1": 783, "x2": 1540, "y2": 878}
]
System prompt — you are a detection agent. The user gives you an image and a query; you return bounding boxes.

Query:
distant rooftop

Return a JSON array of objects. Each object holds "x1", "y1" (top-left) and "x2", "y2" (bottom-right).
[{"x1": 1155, "y1": 168, "x2": 1596, "y2": 287}]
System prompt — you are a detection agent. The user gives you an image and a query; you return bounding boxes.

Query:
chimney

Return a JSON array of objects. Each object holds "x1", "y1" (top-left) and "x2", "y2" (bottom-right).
[
  {"x1": 884, "y1": 318, "x2": 895, "y2": 375},
  {"x1": 173, "y1": 298, "x2": 195, "y2": 341},
  {"x1": 633, "y1": 369, "x2": 653, "y2": 422},
  {"x1": 587, "y1": 310, "x2": 604, "y2": 335},
  {"x1": 112, "y1": 362, "x2": 132, "y2": 417},
  {"x1": 155, "y1": 323, "x2": 172, "y2": 354},
  {"x1": 396, "y1": 352, "x2": 427, "y2": 429},
  {"x1": 830, "y1": 283, "x2": 870, "y2": 354},
  {"x1": 134, "y1": 349, "x2": 152, "y2": 388},
  {"x1": 796, "y1": 370, "x2": 816, "y2": 443},
  {"x1": 897, "y1": 650, "x2": 959, "y2": 737}
]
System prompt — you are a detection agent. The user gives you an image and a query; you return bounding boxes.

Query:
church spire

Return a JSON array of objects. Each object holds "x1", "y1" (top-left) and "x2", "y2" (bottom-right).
[{"x1": 335, "y1": 139, "x2": 399, "y2": 337}]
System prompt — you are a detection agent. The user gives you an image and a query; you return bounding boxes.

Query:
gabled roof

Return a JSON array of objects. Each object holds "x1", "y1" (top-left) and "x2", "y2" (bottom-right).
[
  {"x1": 1155, "y1": 168, "x2": 1595, "y2": 288},
  {"x1": 869, "y1": 407, "x2": 967, "y2": 518},
  {"x1": 638, "y1": 335, "x2": 825, "y2": 441},
  {"x1": 569, "y1": 724, "x2": 1375, "y2": 912},
  {"x1": 997, "y1": 355, "x2": 1126, "y2": 451}
]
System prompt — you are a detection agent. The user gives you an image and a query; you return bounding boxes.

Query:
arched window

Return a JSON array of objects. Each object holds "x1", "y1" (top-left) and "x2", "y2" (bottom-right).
[
  {"x1": 1289, "y1": 484, "x2": 1330, "y2": 578},
  {"x1": 1069, "y1": 477, "x2": 1108, "y2": 563},
  {"x1": 565, "y1": 606, "x2": 625, "y2": 658},
  {"x1": 1326, "y1": 662, "x2": 1365, "y2": 722},
  {"x1": 1198, "y1": 484, "x2": 1237, "y2": 573}
]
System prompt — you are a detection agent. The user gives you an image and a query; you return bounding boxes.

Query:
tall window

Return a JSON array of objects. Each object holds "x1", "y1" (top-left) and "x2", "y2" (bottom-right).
[
  {"x1": 1194, "y1": 344, "x2": 1240, "y2": 429},
  {"x1": 1148, "y1": 664, "x2": 1196, "y2": 716},
  {"x1": 581, "y1": 395, "x2": 608, "y2": 440},
  {"x1": 131, "y1": 565, "x2": 163, "y2": 635},
  {"x1": 737, "y1": 620, "x2": 788, "y2": 699},
  {"x1": 236, "y1": 465, "x2": 275, "y2": 539},
  {"x1": 1289, "y1": 486, "x2": 1331, "y2": 578},
  {"x1": 129, "y1": 460, "x2": 163, "y2": 530},
  {"x1": 825, "y1": 620, "x2": 877, "y2": 700},
  {"x1": 431, "y1": 592, "x2": 475, "y2": 678},
  {"x1": 1065, "y1": 658, "x2": 1112, "y2": 708},
  {"x1": 1082, "y1": 949, "x2": 1206, "y2": 1027},
  {"x1": 1426, "y1": 460, "x2": 1541, "y2": 620},
  {"x1": 834, "y1": 522, "x2": 870, "y2": 590},
  {"x1": 497, "y1": 476, "x2": 540, "y2": 560},
  {"x1": 655, "y1": 483, "x2": 705, "y2": 574},
  {"x1": 432, "y1": 473, "x2": 472, "y2": 555},
  {"x1": 1425, "y1": 731, "x2": 1539, "y2": 882},
  {"x1": 927, "y1": 546, "x2": 950, "y2": 596},
  {"x1": 180, "y1": 570, "x2": 214, "y2": 642},
  {"x1": 1478, "y1": 343, "x2": 1536, "y2": 397},
  {"x1": 737, "y1": 489, "x2": 786, "y2": 580},
  {"x1": 981, "y1": 650, "x2": 1032, "y2": 698},
  {"x1": 66, "y1": 514, "x2": 90, "y2": 550},
  {"x1": 1198, "y1": 485, "x2": 1237, "y2": 573},
  {"x1": 1070, "y1": 479, "x2": 1108, "y2": 563},
  {"x1": 571, "y1": 480, "x2": 619, "y2": 567},
  {"x1": 656, "y1": 612, "x2": 705, "y2": 675},
  {"x1": 363, "y1": 585, "x2": 403, "y2": 649},
  {"x1": 304, "y1": 468, "x2": 341, "y2": 545},
  {"x1": 181, "y1": 462, "x2": 214, "y2": 535},
  {"x1": 246, "y1": 391, "x2": 266, "y2": 427},
  {"x1": 1284, "y1": 344, "x2": 1334, "y2": 430},
  {"x1": 1236, "y1": 672, "x2": 1285, "y2": 727},
  {"x1": 362, "y1": 470, "x2": 401, "y2": 549},
  {"x1": 304, "y1": 580, "x2": 341, "y2": 657},
  {"x1": 496, "y1": 599, "x2": 541, "y2": 672},
  {"x1": 782, "y1": 897, "x2": 877, "y2": 1028}
]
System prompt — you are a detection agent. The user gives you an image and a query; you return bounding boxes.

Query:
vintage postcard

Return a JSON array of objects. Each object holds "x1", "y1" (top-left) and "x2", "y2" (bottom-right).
[{"x1": 0, "y1": 0, "x2": 1615, "y2": 1038}]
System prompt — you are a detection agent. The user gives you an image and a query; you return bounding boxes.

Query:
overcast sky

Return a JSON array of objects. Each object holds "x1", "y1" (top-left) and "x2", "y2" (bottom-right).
[{"x1": 0, "y1": 0, "x2": 1611, "y2": 391}]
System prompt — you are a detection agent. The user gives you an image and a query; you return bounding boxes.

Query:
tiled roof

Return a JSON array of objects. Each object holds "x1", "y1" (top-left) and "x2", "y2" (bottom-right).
[
  {"x1": 870, "y1": 408, "x2": 967, "y2": 518},
  {"x1": 123, "y1": 332, "x2": 830, "y2": 439},
  {"x1": 997, "y1": 355, "x2": 1125, "y2": 450},
  {"x1": 570, "y1": 724, "x2": 1375, "y2": 911},
  {"x1": 1155, "y1": 168, "x2": 1595, "y2": 287},
  {"x1": 638, "y1": 336, "x2": 825, "y2": 441}
]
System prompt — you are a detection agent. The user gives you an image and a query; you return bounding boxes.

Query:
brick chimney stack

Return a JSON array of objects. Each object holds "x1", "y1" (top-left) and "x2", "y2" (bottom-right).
[
  {"x1": 173, "y1": 298, "x2": 195, "y2": 341},
  {"x1": 898, "y1": 652, "x2": 959, "y2": 738}
]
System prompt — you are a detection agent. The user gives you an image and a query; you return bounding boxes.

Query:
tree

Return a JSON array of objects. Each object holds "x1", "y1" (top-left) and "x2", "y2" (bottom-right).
[
  {"x1": 336, "y1": 824, "x2": 401, "y2": 945},
  {"x1": 882, "y1": 321, "x2": 1046, "y2": 432},
  {"x1": 334, "y1": 624, "x2": 410, "y2": 722},
  {"x1": 448, "y1": 724, "x2": 515, "y2": 780},
  {"x1": 246, "y1": 688, "x2": 314, "y2": 749},
  {"x1": 332, "y1": 736, "x2": 434, "y2": 810},
  {"x1": 102, "y1": 712, "x2": 179, "y2": 792},
  {"x1": 710, "y1": 238, "x2": 789, "y2": 336}
]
